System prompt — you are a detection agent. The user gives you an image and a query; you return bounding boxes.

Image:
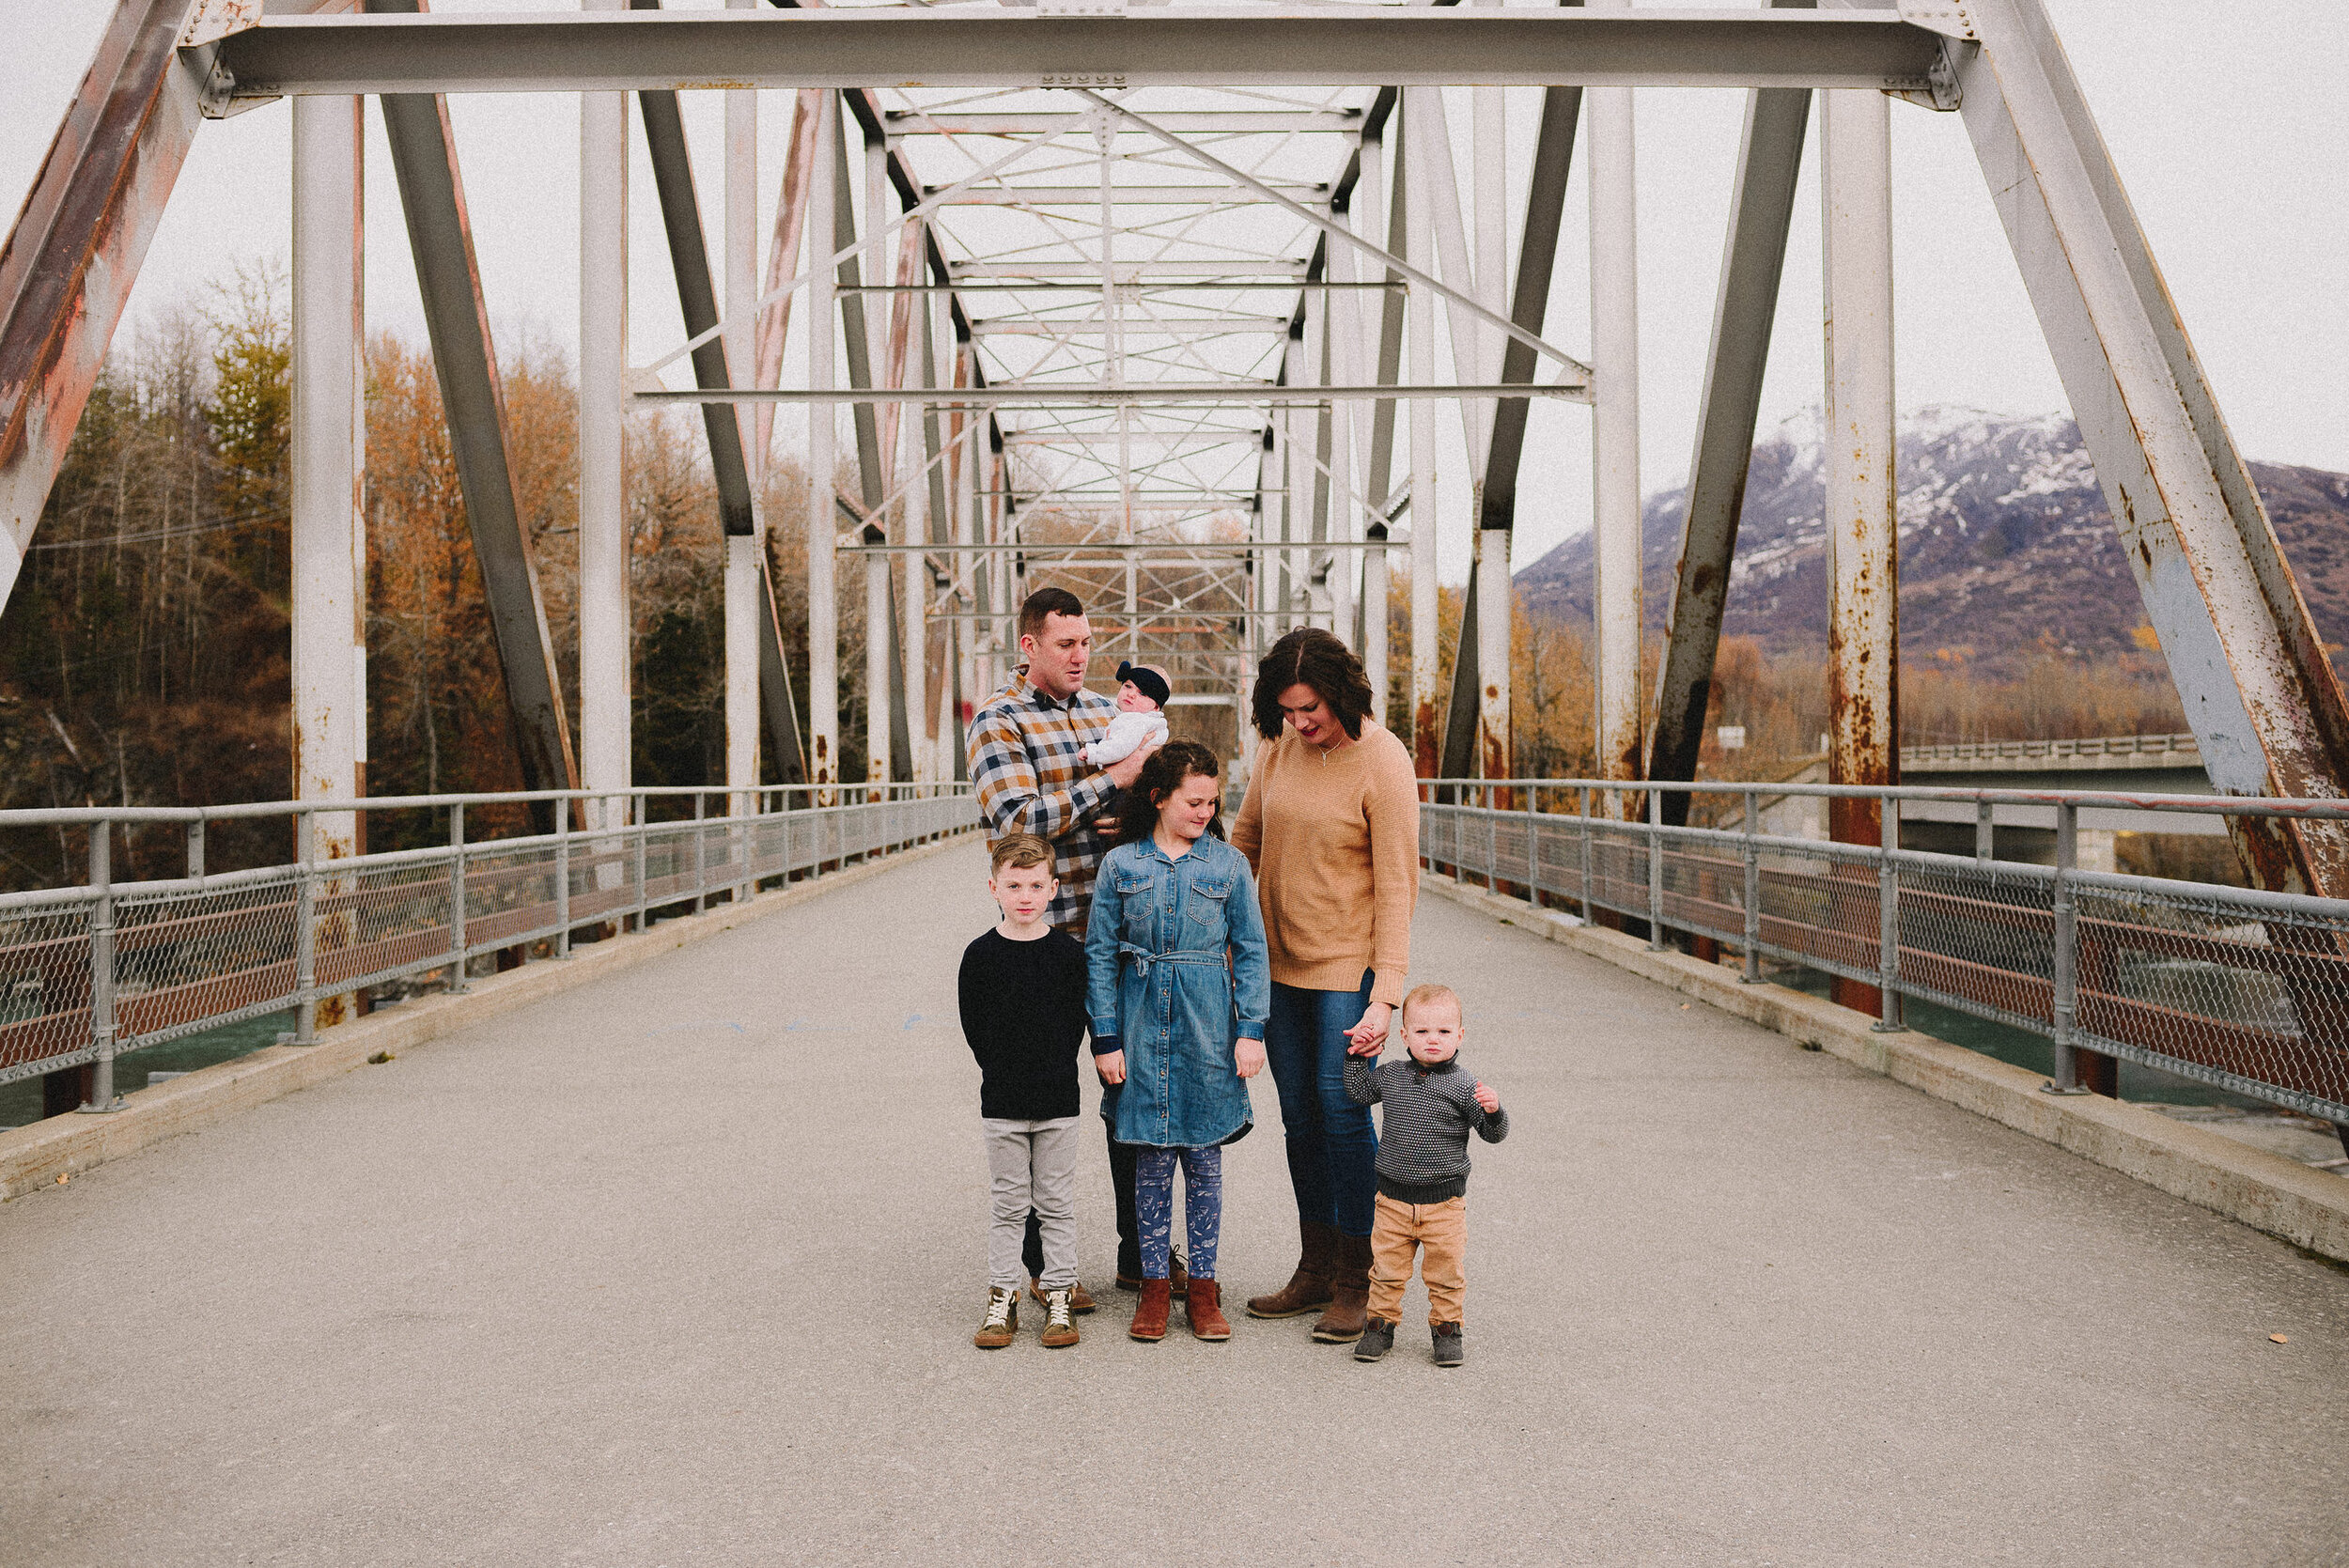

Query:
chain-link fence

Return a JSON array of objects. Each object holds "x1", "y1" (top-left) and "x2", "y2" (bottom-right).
[
  {"x1": 1423, "y1": 779, "x2": 2349, "y2": 1126},
  {"x1": 0, "y1": 784, "x2": 977, "y2": 1108}
]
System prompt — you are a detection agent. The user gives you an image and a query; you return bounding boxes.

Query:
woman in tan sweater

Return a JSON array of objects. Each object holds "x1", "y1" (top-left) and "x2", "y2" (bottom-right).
[{"x1": 1229, "y1": 629, "x2": 1421, "y2": 1343}]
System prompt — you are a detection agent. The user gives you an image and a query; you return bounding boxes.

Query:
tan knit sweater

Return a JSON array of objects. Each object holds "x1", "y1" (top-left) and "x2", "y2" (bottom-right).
[{"x1": 1230, "y1": 718, "x2": 1421, "y2": 1005}]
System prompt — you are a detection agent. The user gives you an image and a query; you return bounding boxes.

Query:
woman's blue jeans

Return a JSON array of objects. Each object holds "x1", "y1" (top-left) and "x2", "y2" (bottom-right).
[{"x1": 1264, "y1": 972, "x2": 1380, "y2": 1238}]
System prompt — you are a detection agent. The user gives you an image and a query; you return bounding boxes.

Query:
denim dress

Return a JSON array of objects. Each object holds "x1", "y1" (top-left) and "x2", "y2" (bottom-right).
[{"x1": 1085, "y1": 835, "x2": 1273, "y2": 1150}]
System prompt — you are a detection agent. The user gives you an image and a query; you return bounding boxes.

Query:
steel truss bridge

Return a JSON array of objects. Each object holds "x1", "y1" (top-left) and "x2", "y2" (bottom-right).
[{"x1": 4, "y1": 4, "x2": 2348, "y2": 1110}]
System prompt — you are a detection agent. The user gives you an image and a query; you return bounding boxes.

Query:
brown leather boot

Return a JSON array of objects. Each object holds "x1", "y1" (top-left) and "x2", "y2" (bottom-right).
[
  {"x1": 1186, "y1": 1279, "x2": 1232, "y2": 1342},
  {"x1": 1310, "y1": 1233, "x2": 1373, "y2": 1343},
  {"x1": 1128, "y1": 1278, "x2": 1173, "y2": 1341},
  {"x1": 1246, "y1": 1219, "x2": 1339, "y2": 1319}
]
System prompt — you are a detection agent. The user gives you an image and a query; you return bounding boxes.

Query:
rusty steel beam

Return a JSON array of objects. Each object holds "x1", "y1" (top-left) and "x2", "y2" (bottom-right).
[
  {"x1": 375, "y1": 51, "x2": 577, "y2": 797},
  {"x1": 0, "y1": 1, "x2": 224, "y2": 613},
  {"x1": 1953, "y1": 0, "x2": 2349, "y2": 898}
]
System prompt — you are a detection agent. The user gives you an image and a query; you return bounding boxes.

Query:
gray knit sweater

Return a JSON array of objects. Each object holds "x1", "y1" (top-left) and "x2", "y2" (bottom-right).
[{"x1": 1344, "y1": 1053, "x2": 1509, "y2": 1203}]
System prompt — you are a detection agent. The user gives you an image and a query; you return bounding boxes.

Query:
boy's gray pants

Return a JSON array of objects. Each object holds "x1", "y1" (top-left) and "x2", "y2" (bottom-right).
[{"x1": 984, "y1": 1115, "x2": 1081, "y2": 1291}]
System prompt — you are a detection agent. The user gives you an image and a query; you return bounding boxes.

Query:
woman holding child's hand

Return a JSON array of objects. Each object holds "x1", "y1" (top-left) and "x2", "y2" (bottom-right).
[
  {"x1": 1229, "y1": 629, "x2": 1422, "y2": 1344},
  {"x1": 1085, "y1": 740, "x2": 1271, "y2": 1345}
]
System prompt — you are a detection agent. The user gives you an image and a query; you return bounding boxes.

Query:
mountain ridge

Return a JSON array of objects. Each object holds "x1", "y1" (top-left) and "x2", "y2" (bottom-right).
[{"x1": 1513, "y1": 407, "x2": 2349, "y2": 676}]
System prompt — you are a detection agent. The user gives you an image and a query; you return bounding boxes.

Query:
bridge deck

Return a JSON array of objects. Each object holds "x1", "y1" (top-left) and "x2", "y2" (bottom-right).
[{"x1": 3, "y1": 845, "x2": 2342, "y2": 1565}]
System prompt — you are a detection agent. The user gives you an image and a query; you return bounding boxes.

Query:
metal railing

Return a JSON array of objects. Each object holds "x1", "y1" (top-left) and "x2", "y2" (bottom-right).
[
  {"x1": 1420, "y1": 778, "x2": 2349, "y2": 1126},
  {"x1": 0, "y1": 784, "x2": 978, "y2": 1109}
]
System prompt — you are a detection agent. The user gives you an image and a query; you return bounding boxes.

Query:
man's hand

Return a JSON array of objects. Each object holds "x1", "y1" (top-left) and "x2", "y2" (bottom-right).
[
  {"x1": 1102, "y1": 735, "x2": 1166, "y2": 792},
  {"x1": 1472, "y1": 1080, "x2": 1500, "y2": 1115},
  {"x1": 1096, "y1": 1049, "x2": 1127, "y2": 1085},
  {"x1": 1236, "y1": 1038, "x2": 1266, "y2": 1079},
  {"x1": 1344, "y1": 1001, "x2": 1392, "y2": 1054}
]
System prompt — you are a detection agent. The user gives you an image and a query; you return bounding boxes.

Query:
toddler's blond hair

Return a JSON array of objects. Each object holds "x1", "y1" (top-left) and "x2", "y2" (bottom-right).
[{"x1": 1401, "y1": 983, "x2": 1461, "y2": 1023}]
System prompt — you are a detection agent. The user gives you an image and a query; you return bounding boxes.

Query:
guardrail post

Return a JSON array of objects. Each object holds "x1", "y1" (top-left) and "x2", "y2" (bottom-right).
[
  {"x1": 554, "y1": 795, "x2": 572, "y2": 957},
  {"x1": 632, "y1": 796, "x2": 649, "y2": 931},
  {"x1": 1487, "y1": 787, "x2": 1501, "y2": 894},
  {"x1": 2046, "y1": 800, "x2": 2087, "y2": 1094},
  {"x1": 1874, "y1": 795, "x2": 1903, "y2": 1032},
  {"x1": 1646, "y1": 784, "x2": 1665, "y2": 950},
  {"x1": 1975, "y1": 798, "x2": 1994, "y2": 862},
  {"x1": 1579, "y1": 785, "x2": 1593, "y2": 921},
  {"x1": 77, "y1": 822, "x2": 122, "y2": 1112},
  {"x1": 1525, "y1": 786, "x2": 1542, "y2": 910},
  {"x1": 187, "y1": 815, "x2": 206, "y2": 881},
  {"x1": 739, "y1": 790, "x2": 755, "y2": 904},
  {"x1": 447, "y1": 803, "x2": 469, "y2": 993},
  {"x1": 292, "y1": 810, "x2": 318, "y2": 1044},
  {"x1": 692, "y1": 790, "x2": 708, "y2": 915},
  {"x1": 1741, "y1": 788, "x2": 1762, "y2": 983}
]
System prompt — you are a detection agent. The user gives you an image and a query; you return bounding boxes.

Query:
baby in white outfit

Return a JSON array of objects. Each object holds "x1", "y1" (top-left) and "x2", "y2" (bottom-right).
[{"x1": 1085, "y1": 660, "x2": 1172, "y2": 766}]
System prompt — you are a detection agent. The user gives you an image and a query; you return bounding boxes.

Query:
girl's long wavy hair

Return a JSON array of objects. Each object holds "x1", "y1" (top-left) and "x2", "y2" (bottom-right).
[{"x1": 1114, "y1": 739, "x2": 1224, "y2": 848}]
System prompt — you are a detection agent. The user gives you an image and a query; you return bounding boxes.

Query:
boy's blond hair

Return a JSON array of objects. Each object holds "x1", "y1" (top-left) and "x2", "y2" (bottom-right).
[
  {"x1": 1400, "y1": 983, "x2": 1462, "y2": 1023},
  {"x1": 989, "y1": 832, "x2": 1056, "y2": 877}
]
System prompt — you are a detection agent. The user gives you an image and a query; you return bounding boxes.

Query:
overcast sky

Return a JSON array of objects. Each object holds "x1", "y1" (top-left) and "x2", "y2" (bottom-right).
[{"x1": 9, "y1": 1, "x2": 2344, "y2": 583}]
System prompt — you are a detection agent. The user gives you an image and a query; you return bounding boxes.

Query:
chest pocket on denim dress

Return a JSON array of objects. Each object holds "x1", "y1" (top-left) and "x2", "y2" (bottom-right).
[
  {"x1": 1187, "y1": 877, "x2": 1231, "y2": 930},
  {"x1": 1112, "y1": 868, "x2": 1157, "y2": 943}
]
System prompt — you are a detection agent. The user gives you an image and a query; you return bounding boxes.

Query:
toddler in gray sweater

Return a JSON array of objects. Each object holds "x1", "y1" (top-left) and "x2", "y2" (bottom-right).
[{"x1": 1342, "y1": 983, "x2": 1507, "y2": 1366}]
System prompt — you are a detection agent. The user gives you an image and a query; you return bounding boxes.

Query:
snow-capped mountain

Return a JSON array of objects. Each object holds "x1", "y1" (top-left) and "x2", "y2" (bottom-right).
[{"x1": 1513, "y1": 406, "x2": 2349, "y2": 675}]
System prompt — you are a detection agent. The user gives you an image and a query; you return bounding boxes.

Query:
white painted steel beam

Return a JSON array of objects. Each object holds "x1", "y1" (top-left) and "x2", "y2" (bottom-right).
[
  {"x1": 889, "y1": 111, "x2": 1364, "y2": 136},
  {"x1": 640, "y1": 384, "x2": 1587, "y2": 406},
  {"x1": 213, "y1": 10, "x2": 1950, "y2": 96},
  {"x1": 289, "y1": 91, "x2": 365, "y2": 1029},
  {"x1": 805, "y1": 90, "x2": 840, "y2": 796},
  {"x1": 578, "y1": 5, "x2": 630, "y2": 820},
  {"x1": 1404, "y1": 87, "x2": 1440, "y2": 776},
  {"x1": 1820, "y1": 85, "x2": 1896, "y2": 826},
  {"x1": 920, "y1": 185, "x2": 1327, "y2": 208},
  {"x1": 1955, "y1": 0, "x2": 2349, "y2": 900},
  {"x1": 1590, "y1": 71, "x2": 1642, "y2": 799}
]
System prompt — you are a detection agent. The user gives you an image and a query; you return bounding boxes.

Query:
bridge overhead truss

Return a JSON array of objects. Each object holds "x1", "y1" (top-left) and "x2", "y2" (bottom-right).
[{"x1": 4, "y1": 0, "x2": 2344, "y2": 927}]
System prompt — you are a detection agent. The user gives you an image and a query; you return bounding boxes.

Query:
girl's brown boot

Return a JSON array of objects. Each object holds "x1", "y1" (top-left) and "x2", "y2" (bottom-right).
[
  {"x1": 1128, "y1": 1278, "x2": 1173, "y2": 1342},
  {"x1": 1245, "y1": 1219, "x2": 1338, "y2": 1318},
  {"x1": 1310, "y1": 1233, "x2": 1374, "y2": 1343},
  {"x1": 1186, "y1": 1279, "x2": 1232, "y2": 1342}
]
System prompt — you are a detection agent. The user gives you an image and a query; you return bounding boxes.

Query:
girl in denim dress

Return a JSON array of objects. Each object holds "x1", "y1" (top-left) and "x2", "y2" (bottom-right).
[{"x1": 1086, "y1": 740, "x2": 1272, "y2": 1343}]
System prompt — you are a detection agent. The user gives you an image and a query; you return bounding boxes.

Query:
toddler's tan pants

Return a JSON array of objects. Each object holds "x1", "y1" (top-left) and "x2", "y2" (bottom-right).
[{"x1": 1366, "y1": 1191, "x2": 1467, "y2": 1327}]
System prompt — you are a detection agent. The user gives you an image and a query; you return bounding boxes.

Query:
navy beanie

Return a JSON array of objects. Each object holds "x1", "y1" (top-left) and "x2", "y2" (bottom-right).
[{"x1": 1115, "y1": 660, "x2": 1172, "y2": 708}]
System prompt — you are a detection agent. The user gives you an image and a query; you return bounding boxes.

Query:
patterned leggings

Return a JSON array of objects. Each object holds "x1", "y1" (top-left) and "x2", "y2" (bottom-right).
[{"x1": 1134, "y1": 1145, "x2": 1223, "y2": 1281}]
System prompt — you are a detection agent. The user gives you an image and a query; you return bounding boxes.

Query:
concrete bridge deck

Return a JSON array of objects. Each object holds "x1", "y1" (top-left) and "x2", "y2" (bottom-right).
[{"x1": 3, "y1": 845, "x2": 2344, "y2": 1566}]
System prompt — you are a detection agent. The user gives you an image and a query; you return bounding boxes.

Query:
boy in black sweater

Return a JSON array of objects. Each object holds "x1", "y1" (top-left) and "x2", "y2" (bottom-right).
[
  {"x1": 958, "y1": 833, "x2": 1096, "y2": 1349},
  {"x1": 1343, "y1": 983, "x2": 1509, "y2": 1367}
]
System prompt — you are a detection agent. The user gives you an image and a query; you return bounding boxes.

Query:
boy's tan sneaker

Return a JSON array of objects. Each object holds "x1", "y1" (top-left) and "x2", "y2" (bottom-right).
[
  {"x1": 1039, "y1": 1287, "x2": 1081, "y2": 1349},
  {"x1": 972, "y1": 1285, "x2": 1019, "y2": 1350},
  {"x1": 1030, "y1": 1276, "x2": 1096, "y2": 1315}
]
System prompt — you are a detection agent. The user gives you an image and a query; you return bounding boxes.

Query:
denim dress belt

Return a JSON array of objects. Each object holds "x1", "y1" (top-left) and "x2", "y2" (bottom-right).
[{"x1": 1116, "y1": 942, "x2": 1229, "y2": 977}]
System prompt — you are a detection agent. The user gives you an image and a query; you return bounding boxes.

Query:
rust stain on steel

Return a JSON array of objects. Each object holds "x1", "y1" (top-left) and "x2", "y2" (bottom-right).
[
  {"x1": 1413, "y1": 699, "x2": 1439, "y2": 778},
  {"x1": 0, "y1": 1, "x2": 194, "y2": 505}
]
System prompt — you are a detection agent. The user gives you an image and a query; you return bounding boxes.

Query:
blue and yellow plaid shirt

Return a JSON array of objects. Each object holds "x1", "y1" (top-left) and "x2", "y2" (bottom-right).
[{"x1": 968, "y1": 669, "x2": 1120, "y2": 933}]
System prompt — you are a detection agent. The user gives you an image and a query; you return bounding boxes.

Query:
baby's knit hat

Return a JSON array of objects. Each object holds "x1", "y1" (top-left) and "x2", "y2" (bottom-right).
[{"x1": 1115, "y1": 660, "x2": 1172, "y2": 708}]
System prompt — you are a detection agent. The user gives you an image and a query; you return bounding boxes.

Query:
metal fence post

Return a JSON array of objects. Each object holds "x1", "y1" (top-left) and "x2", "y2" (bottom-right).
[
  {"x1": 1975, "y1": 797, "x2": 1995, "y2": 862},
  {"x1": 632, "y1": 795, "x2": 649, "y2": 930},
  {"x1": 292, "y1": 809, "x2": 318, "y2": 1044},
  {"x1": 1487, "y1": 787, "x2": 1501, "y2": 893},
  {"x1": 1742, "y1": 788, "x2": 1762, "y2": 983},
  {"x1": 186, "y1": 815, "x2": 206, "y2": 881},
  {"x1": 554, "y1": 795, "x2": 571, "y2": 957},
  {"x1": 1646, "y1": 784, "x2": 1665, "y2": 950},
  {"x1": 78, "y1": 821, "x2": 121, "y2": 1112},
  {"x1": 447, "y1": 803, "x2": 469, "y2": 993},
  {"x1": 1525, "y1": 785, "x2": 1543, "y2": 910},
  {"x1": 2046, "y1": 800, "x2": 2085, "y2": 1092},
  {"x1": 692, "y1": 790, "x2": 708, "y2": 914},
  {"x1": 1875, "y1": 793, "x2": 1903, "y2": 1031},
  {"x1": 1579, "y1": 785, "x2": 1593, "y2": 921}
]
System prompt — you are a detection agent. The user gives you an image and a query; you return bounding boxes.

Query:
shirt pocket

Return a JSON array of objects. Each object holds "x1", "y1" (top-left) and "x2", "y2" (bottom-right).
[{"x1": 1186, "y1": 877, "x2": 1232, "y2": 930}]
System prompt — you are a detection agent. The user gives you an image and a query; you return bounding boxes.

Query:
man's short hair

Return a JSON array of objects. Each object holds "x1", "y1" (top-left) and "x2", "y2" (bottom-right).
[
  {"x1": 989, "y1": 832, "x2": 1056, "y2": 877},
  {"x1": 1401, "y1": 983, "x2": 1461, "y2": 1023},
  {"x1": 1019, "y1": 587, "x2": 1086, "y2": 644}
]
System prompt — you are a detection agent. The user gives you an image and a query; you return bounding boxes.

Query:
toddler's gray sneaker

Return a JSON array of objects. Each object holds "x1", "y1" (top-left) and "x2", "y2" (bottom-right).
[
  {"x1": 1354, "y1": 1316, "x2": 1397, "y2": 1362},
  {"x1": 1432, "y1": 1321, "x2": 1464, "y2": 1368}
]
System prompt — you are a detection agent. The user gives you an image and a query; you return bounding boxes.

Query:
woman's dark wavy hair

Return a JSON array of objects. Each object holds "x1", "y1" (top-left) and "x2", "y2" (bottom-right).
[
  {"x1": 1115, "y1": 739, "x2": 1224, "y2": 848},
  {"x1": 1251, "y1": 627, "x2": 1374, "y2": 743}
]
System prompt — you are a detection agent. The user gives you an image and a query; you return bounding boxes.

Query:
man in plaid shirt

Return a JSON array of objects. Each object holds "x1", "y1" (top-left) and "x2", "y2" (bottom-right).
[
  {"x1": 968, "y1": 587, "x2": 1163, "y2": 932},
  {"x1": 966, "y1": 586, "x2": 1171, "y2": 1300}
]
